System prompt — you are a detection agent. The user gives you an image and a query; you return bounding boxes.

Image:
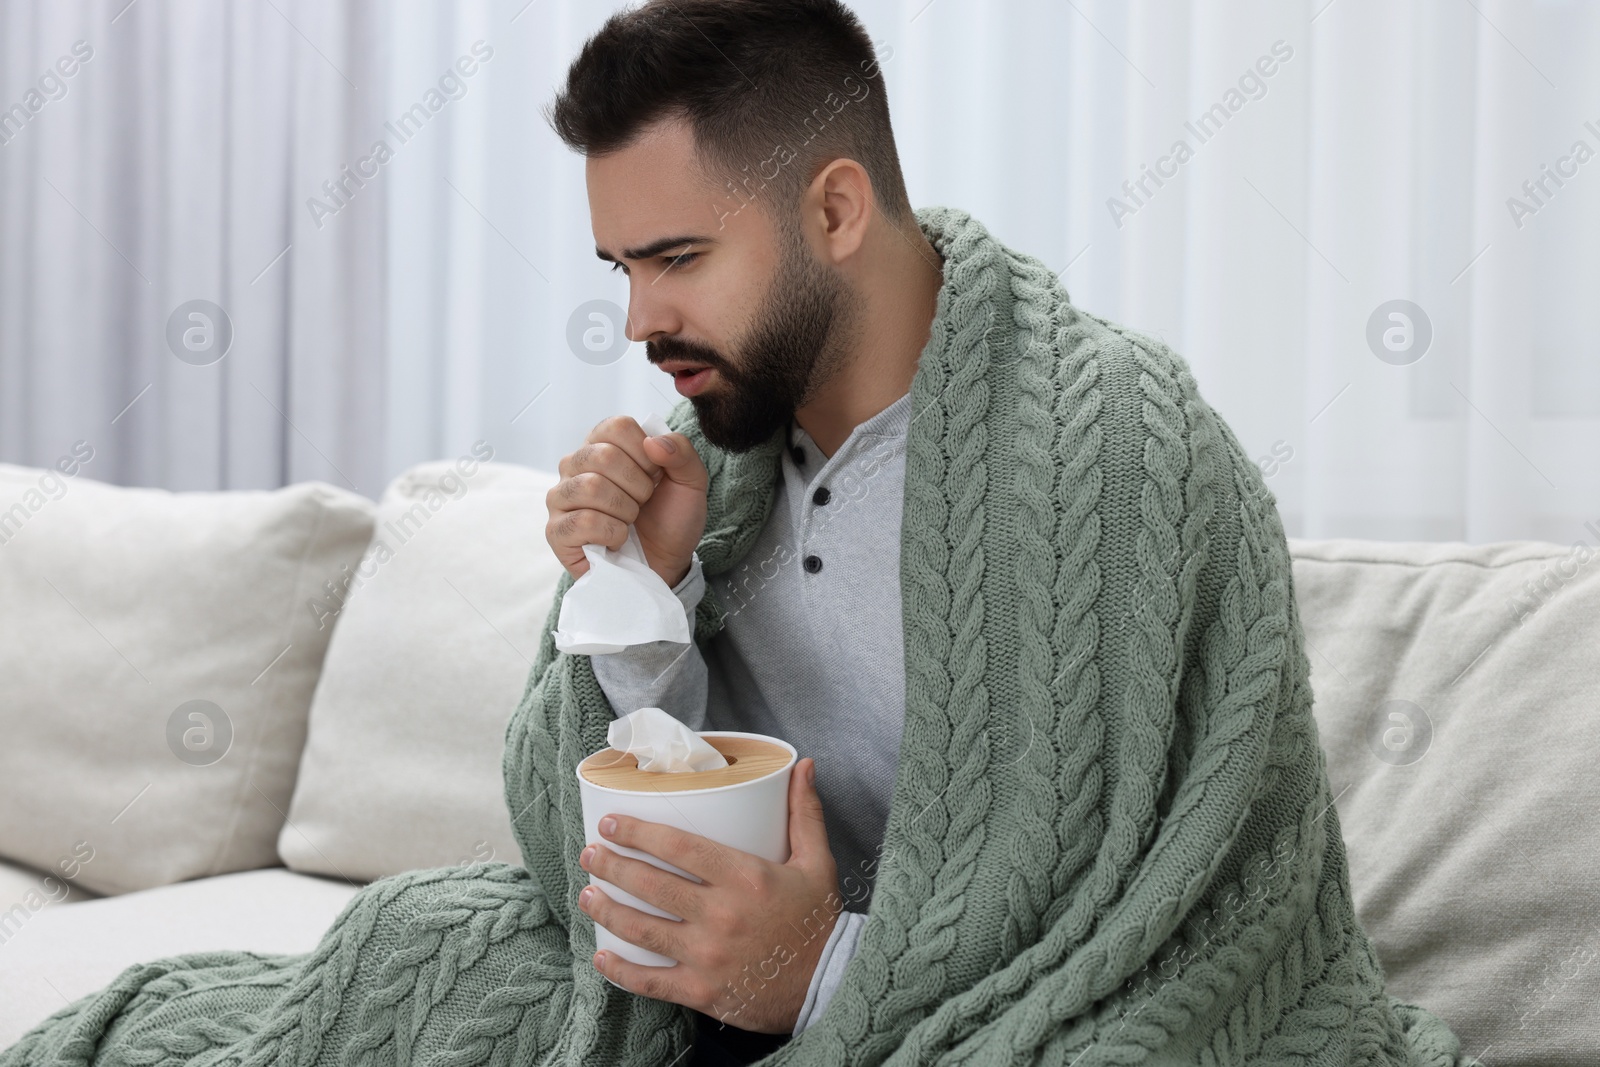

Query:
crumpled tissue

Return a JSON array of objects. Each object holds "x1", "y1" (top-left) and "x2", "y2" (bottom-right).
[
  {"x1": 552, "y1": 413, "x2": 693, "y2": 656},
  {"x1": 606, "y1": 706, "x2": 728, "y2": 773}
]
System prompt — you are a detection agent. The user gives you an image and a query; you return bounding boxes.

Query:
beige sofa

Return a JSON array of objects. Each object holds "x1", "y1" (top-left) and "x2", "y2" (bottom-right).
[{"x1": 1, "y1": 457, "x2": 1594, "y2": 1066}]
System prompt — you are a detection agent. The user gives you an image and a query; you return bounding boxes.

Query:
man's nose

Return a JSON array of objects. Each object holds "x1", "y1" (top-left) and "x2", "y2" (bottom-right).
[{"x1": 625, "y1": 280, "x2": 677, "y2": 343}]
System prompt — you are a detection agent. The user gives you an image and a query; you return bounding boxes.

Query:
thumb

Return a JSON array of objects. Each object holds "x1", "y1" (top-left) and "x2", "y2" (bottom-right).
[
  {"x1": 641, "y1": 431, "x2": 707, "y2": 491},
  {"x1": 787, "y1": 758, "x2": 831, "y2": 865}
]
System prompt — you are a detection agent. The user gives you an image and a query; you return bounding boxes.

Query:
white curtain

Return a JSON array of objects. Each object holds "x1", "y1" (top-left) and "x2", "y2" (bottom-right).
[
  {"x1": 3, "y1": 0, "x2": 1596, "y2": 543},
  {"x1": 0, "y1": 0, "x2": 387, "y2": 494}
]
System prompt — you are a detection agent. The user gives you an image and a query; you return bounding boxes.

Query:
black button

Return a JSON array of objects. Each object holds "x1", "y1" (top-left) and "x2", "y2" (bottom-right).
[
  {"x1": 812, "y1": 486, "x2": 831, "y2": 506},
  {"x1": 791, "y1": 446, "x2": 806, "y2": 466},
  {"x1": 803, "y1": 554, "x2": 822, "y2": 574}
]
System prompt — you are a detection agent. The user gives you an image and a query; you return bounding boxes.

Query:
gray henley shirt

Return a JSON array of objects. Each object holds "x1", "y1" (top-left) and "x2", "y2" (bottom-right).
[{"x1": 587, "y1": 389, "x2": 912, "y2": 1036}]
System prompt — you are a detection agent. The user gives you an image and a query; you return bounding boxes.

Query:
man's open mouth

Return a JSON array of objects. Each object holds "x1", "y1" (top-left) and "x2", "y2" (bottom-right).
[
  {"x1": 670, "y1": 366, "x2": 715, "y2": 396},
  {"x1": 656, "y1": 358, "x2": 718, "y2": 396}
]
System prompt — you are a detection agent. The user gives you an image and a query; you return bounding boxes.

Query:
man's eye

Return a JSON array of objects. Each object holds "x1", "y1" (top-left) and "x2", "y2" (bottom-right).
[
  {"x1": 609, "y1": 262, "x2": 628, "y2": 275},
  {"x1": 663, "y1": 252, "x2": 698, "y2": 268}
]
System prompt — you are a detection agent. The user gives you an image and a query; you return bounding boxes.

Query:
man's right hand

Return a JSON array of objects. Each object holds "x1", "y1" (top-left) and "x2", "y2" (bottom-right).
[{"x1": 546, "y1": 415, "x2": 708, "y2": 588}]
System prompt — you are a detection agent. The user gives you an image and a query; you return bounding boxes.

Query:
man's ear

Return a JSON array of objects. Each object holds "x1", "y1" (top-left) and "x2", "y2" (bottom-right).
[{"x1": 807, "y1": 158, "x2": 873, "y2": 265}]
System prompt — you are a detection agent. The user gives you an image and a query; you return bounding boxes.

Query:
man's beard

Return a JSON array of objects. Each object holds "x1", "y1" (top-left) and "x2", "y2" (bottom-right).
[{"x1": 647, "y1": 224, "x2": 857, "y2": 453}]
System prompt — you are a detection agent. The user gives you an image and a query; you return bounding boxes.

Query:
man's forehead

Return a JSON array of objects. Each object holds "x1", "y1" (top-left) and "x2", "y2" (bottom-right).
[{"x1": 587, "y1": 117, "x2": 724, "y2": 260}]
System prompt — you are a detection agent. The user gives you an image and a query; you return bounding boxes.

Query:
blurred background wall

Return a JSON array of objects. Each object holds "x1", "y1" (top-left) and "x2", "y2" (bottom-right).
[{"x1": 0, "y1": 0, "x2": 1595, "y2": 543}]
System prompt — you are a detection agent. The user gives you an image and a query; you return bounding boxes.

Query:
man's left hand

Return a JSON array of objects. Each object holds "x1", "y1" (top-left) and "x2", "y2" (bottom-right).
[{"x1": 577, "y1": 756, "x2": 841, "y2": 1033}]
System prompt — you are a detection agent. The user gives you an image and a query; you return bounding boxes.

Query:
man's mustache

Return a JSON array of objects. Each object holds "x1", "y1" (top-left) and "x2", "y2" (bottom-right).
[{"x1": 647, "y1": 339, "x2": 731, "y2": 372}]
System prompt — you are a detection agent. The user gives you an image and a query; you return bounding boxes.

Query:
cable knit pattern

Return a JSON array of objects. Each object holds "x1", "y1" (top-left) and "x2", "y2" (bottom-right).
[{"x1": 0, "y1": 206, "x2": 1476, "y2": 1067}]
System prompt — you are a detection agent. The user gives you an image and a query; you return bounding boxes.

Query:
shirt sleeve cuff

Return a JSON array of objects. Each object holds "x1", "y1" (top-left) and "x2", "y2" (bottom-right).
[
  {"x1": 791, "y1": 910, "x2": 867, "y2": 1036},
  {"x1": 670, "y1": 551, "x2": 705, "y2": 612}
]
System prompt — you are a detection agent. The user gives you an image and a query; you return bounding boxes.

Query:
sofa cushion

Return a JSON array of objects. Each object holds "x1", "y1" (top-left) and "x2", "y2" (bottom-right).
[
  {"x1": 279, "y1": 457, "x2": 562, "y2": 882},
  {"x1": 0, "y1": 463, "x2": 375, "y2": 896},
  {"x1": 0, "y1": 868, "x2": 362, "y2": 1048},
  {"x1": 0, "y1": 858, "x2": 98, "y2": 927},
  {"x1": 1290, "y1": 535, "x2": 1600, "y2": 1067}
]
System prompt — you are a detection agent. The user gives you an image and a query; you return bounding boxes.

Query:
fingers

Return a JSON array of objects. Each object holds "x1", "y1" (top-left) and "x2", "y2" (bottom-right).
[
  {"x1": 547, "y1": 415, "x2": 709, "y2": 585},
  {"x1": 580, "y1": 840, "x2": 705, "y2": 920},
  {"x1": 640, "y1": 430, "x2": 708, "y2": 492},
  {"x1": 551, "y1": 470, "x2": 643, "y2": 526},
  {"x1": 786, "y1": 758, "x2": 833, "y2": 868},
  {"x1": 591, "y1": 942, "x2": 711, "y2": 1008},
  {"x1": 545, "y1": 508, "x2": 629, "y2": 576},
  {"x1": 582, "y1": 416, "x2": 662, "y2": 491},
  {"x1": 578, "y1": 882, "x2": 691, "y2": 963},
  {"x1": 593, "y1": 814, "x2": 740, "y2": 885},
  {"x1": 548, "y1": 417, "x2": 666, "y2": 576},
  {"x1": 559, "y1": 438, "x2": 656, "y2": 505}
]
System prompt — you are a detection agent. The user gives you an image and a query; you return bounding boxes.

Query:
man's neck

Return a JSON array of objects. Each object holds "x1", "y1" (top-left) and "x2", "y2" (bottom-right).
[{"x1": 794, "y1": 222, "x2": 944, "y2": 459}]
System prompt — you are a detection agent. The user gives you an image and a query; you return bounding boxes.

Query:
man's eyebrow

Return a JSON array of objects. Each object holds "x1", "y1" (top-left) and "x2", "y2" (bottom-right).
[{"x1": 594, "y1": 234, "x2": 716, "y2": 263}]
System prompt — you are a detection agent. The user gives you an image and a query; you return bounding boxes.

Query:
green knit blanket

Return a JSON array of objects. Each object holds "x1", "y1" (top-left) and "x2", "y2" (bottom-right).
[{"x1": 1, "y1": 206, "x2": 1476, "y2": 1067}]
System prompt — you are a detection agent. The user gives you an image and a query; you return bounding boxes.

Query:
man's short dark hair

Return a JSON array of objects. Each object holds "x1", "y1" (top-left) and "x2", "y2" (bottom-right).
[{"x1": 546, "y1": 0, "x2": 912, "y2": 227}]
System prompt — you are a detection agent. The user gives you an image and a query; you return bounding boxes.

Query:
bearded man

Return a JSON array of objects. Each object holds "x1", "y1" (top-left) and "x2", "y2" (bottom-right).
[{"x1": 531, "y1": 3, "x2": 1475, "y2": 1066}]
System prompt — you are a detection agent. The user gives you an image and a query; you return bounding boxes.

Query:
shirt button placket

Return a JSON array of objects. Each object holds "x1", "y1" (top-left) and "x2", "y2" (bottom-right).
[{"x1": 805, "y1": 478, "x2": 831, "y2": 574}]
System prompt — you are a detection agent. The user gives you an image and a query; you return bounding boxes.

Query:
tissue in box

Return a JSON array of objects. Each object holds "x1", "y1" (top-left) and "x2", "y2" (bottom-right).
[{"x1": 605, "y1": 707, "x2": 728, "y2": 772}]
